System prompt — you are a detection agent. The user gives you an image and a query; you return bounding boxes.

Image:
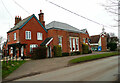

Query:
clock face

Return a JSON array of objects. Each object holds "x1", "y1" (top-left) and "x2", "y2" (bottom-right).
[{"x1": 102, "y1": 35, "x2": 104, "y2": 37}]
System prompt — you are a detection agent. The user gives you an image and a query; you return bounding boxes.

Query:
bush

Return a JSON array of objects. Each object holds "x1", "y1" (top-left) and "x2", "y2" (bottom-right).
[
  {"x1": 71, "y1": 51, "x2": 81, "y2": 56},
  {"x1": 53, "y1": 45, "x2": 62, "y2": 57},
  {"x1": 88, "y1": 50, "x2": 92, "y2": 54},
  {"x1": 62, "y1": 52, "x2": 69, "y2": 56},
  {"x1": 31, "y1": 46, "x2": 47, "y2": 60},
  {"x1": 82, "y1": 43, "x2": 89, "y2": 54},
  {"x1": 107, "y1": 42, "x2": 117, "y2": 51}
]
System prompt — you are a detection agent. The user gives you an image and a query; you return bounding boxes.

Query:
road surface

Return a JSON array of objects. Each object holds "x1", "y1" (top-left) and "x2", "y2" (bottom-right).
[{"x1": 15, "y1": 56, "x2": 119, "y2": 81}]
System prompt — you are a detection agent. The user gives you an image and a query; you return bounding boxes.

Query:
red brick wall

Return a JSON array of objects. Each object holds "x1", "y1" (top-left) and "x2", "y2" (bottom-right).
[
  {"x1": 7, "y1": 30, "x2": 20, "y2": 45},
  {"x1": 47, "y1": 29, "x2": 82, "y2": 56},
  {"x1": 7, "y1": 17, "x2": 47, "y2": 56},
  {"x1": 101, "y1": 34, "x2": 107, "y2": 51},
  {"x1": 19, "y1": 17, "x2": 47, "y2": 56}
]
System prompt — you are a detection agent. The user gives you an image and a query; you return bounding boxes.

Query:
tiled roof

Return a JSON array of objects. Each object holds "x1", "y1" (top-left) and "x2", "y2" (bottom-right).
[
  {"x1": 8, "y1": 15, "x2": 32, "y2": 33},
  {"x1": 90, "y1": 35, "x2": 100, "y2": 44},
  {"x1": 7, "y1": 14, "x2": 48, "y2": 33},
  {"x1": 40, "y1": 37, "x2": 53, "y2": 46},
  {"x1": 46, "y1": 21, "x2": 83, "y2": 33}
]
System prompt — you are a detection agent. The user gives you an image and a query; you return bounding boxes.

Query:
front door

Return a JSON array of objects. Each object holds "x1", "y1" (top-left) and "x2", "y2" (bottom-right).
[{"x1": 47, "y1": 46, "x2": 51, "y2": 58}]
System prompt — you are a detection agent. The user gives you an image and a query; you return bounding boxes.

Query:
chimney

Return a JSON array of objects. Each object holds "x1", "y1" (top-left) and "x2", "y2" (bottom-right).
[
  {"x1": 15, "y1": 16, "x2": 22, "y2": 25},
  {"x1": 38, "y1": 10, "x2": 45, "y2": 27}
]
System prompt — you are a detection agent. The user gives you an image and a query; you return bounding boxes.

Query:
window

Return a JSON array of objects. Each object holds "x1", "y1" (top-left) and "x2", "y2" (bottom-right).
[
  {"x1": 69, "y1": 38, "x2": 72, "y2": 51},
  {"x1": 30, "y1": 44, "x2": 38, "y2": 52},
  {"x1": 8, "y1": 35, "x2": 10, "y2": 42},
  {"x1": 76, "y1": 38, "x2": 79, "y2": 51},
  {"x1": 10, "y1": 47, "x2": 13, "y2": 54},
  {"x1": 26, "y1": 31, "x2": 31, "y2": 40},
  {"x1": 58, "y1": 36, "x2": 62, "y2": 48},
  {"x1": 83, "y1": 38, "x2": 85, "y2": 43},
  {"x1": 37, "y1": 32, "x2": 42, "y2": 40},
  {"x1": 73, "y1": 38, "x2": 75, "y2": 51},
  {"x1": 14, "y1": 33, "x2": 16, "y2": 40}
]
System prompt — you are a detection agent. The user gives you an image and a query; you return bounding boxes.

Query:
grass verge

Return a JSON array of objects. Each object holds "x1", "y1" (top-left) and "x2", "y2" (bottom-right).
[
  {"x1": 2, "y1": 60, "x2": 26, "y2": 79},
  {"x1": 69, "y1": 52, "x2": 119, "y2": 64}
]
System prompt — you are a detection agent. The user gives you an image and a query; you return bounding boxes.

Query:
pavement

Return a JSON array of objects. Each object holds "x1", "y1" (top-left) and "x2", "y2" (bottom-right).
[
  {"x1": 15, "y1": 55, "x2": 119, "y2": 81},
  {"x1": 3, "y1": 52, "x2": 110, "y2": 81}
]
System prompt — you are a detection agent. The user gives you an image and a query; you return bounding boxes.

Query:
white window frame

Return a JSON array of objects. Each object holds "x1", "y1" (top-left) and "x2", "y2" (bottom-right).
[
  {"x1": 37, "y1": 32, "x2": 42, "y2": 40},
  {"x1": 14, "y1": 33, "x2": 16, "y2": 40},
  {"x1": 30, "y1": 44, "x2": 38, "y2": 52},
  {"x1": 25, "y1": 31, "x2": 31, "y2": 40},
  {"x1": 69, "y1": 38, "x2": 72, "y2": 52},
  {"x1": 73, "y1": 38, "x2": 75, "y2": 51},
  {"x1": 76, "y1": 38, "x2": 79, "y2": 51},
  {"x1": 58, "y1": 36, "x2": 62, "y2": 48}
]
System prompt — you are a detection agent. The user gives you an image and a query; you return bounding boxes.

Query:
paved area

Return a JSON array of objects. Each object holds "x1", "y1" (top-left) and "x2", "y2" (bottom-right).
[
  {"x1": 4, "y1": 52, "x2": 110, "y2": 80},
  {"x1": 16, "y1": 56, "x2": 119, "y2": 81}
]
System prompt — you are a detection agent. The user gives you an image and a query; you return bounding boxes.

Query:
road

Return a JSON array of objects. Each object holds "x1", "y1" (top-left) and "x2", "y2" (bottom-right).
[{"x1": 15, "y1": 56, "x2": 119, "y2": 81}]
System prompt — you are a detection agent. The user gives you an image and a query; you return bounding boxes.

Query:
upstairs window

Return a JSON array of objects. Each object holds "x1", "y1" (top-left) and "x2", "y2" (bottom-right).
[
  {"x1": 14, "y1": 33, "x2": 16, "y2": 40},
  {"x1": 25, "y1": 31, "x2": 31, "y2": 40},
  {"x1": 37, "y1": 32, "x2": 42, "y2": 40}
]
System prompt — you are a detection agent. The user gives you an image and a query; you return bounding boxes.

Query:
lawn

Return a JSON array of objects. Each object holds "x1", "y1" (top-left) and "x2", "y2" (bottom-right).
[
  {"x1": 69, "y1": 52, "x2": 120, "y2": 64},
  {"x1": 2, "y1": 60, "x2": 26, "y2": 79}
]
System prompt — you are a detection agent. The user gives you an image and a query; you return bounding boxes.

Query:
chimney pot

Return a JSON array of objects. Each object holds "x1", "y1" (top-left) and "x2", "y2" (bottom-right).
[{"x1": 40, "y1": 10, "x2": 42, "y2": 13}]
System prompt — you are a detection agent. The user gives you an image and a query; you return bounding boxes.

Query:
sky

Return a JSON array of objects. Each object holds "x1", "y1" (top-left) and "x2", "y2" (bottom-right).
[{"x1": 0, "y1": 0, "x2": 118, "y2": 42}]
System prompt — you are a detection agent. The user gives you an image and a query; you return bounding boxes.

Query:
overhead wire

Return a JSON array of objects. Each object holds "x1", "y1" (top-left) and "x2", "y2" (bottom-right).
[{"x1": 46, "y1": 0, "x2": 117, "y2": 31}]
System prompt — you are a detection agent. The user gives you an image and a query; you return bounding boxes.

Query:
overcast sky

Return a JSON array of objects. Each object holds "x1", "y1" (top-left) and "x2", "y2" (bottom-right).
[{"x1": 0, "y1": 0, "x2": 118, "y2": 41}]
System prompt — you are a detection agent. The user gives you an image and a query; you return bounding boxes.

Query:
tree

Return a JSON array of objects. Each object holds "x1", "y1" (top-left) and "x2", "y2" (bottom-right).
[{"x1": 102, "y1": 0, "x2": 120, "y2": 40}]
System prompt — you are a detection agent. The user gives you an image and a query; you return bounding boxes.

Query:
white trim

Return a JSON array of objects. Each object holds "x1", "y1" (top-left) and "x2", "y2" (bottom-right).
[
  {"x1": 90, "y1": 43, "x2": 98, "y2": 45},
  {"x1": 76, "y1": 38, "x2": 79, "y2": 51},
  {"x1": 69, "y1": 36, "x2": 79, "y2": 39},
  {"x1": 25, "y1": 31, "x2": 31, "y2": 40},
  {"x1": 46, "y1": 38, "x2": 53, "y2": 46},
  {"x1": 73, "y1": 38, "x2": 75, "y2": 51}
]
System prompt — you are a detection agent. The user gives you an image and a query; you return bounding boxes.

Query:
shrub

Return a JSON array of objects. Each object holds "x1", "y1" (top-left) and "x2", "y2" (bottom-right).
[
  {"x1": 82, "y1": 43, "x2": 89, "y2": 54},
  {"x1": 107, "y1": 42, "x2": 117, "y2": 51},
  {"x1": 31, "y1": 46, "x2": 47, "y2": 60},
  {"x1": 88, "y1": 50, "x2": 92, "y2": 54},
  {"x1": 71, "y1": 51, "x2": 81, "y2": 56},
  {"x1": 53, "y1": 45, "x2": 62, "y2": 57},
  {"x1": 62, "y1": 52, "x2": 69, "y2": 56}
]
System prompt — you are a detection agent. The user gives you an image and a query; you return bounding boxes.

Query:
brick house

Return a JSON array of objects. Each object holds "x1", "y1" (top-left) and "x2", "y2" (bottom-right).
[
  {"x1": 90, "y1": 28, "x2": 107, "y2": 51},
  {"x1": 3, "y1": 10, "x2": 91, "y2": 58}
]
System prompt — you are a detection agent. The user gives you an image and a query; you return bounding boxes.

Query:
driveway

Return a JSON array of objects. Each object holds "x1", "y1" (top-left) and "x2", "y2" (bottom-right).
[
  {"x1": 4, "y1": 52, "x2": 109, "y2": 81},
  {"x1": 16, "y1": 56, "x2": 119, "y2": 81}
]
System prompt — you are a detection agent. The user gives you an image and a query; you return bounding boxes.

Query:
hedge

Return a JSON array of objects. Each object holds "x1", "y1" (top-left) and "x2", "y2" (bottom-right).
[
  {"x1": 53, "y1": 45, "x2": 62, "y2": 57},
  {"x1": 82, "y1": 43, "x2": 89, "y2": 54},
  {"x1": 31, "y1": 46, "x2": 47, "y2": 60}
]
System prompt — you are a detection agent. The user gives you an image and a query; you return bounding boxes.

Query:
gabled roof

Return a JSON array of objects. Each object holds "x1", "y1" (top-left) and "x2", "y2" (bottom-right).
[
  {"x1": 80, "y1": 29, "x2": 88, "y2": 34},
  {"x1": 7, "y1": 14, "x2": 47, "y2": 33},
  {"x1": 90, "y1": 35, "x2": 100, "y2": 44},
  {"x1": 40, "y1": 37, "x2": 53, "y2": 46},
  {"x1": 46, "y1": 21, "x2": 83, "y2": 33}
]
